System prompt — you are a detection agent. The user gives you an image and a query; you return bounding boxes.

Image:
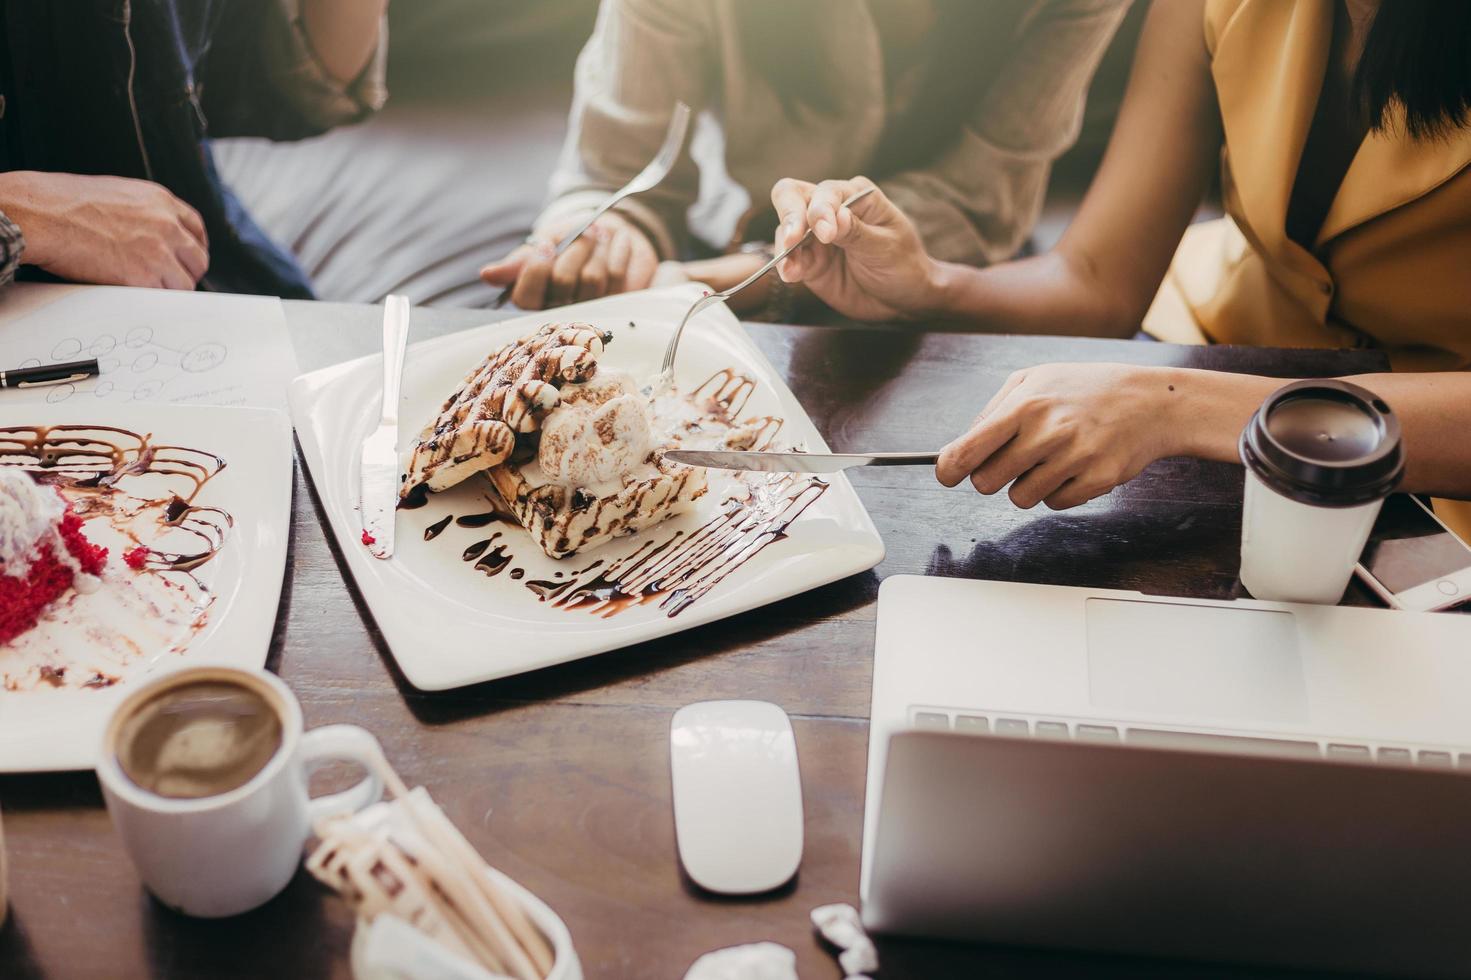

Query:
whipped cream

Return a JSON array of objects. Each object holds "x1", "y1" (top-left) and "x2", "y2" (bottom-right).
[
  {"x1": 537, "y1": 369, "x2": 656, "y2": 488},
  {"x1": 0, "y1": 467, "x2": 64, "y2": 567},
  {"x1": 0, "y1": 468, "x2": 102, "y2": 592}
]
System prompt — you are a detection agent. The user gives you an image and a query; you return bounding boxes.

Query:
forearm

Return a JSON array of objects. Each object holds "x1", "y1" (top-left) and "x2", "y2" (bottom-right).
[
  {"x1": 0, "y1": 171, "x2": 57, "y2": 268},
  {"x1": 1167, "y1": 368, "x2": 1471, "y2": 497},
  {"x1": 1330, "y1": 373, "x2": 1471, "y2": 497},
  {"x1": 301, "y1": 0, "x2": 387, "y2": 84},
  {"x1": 0, "y1": 173, "x2": 34, "y2": 268},
  {"x1": 927, "y1": 251, "x2": 1137, "y2": 337},
  {"x1": 922, "y1": 0, "x2": 1217, "y2": 337}
]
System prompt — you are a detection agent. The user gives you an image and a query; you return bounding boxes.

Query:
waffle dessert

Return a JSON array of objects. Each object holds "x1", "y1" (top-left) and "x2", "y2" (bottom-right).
[
  {"x1": 402, "y1": 322, "x2": 608, "y2": 496},
  {"x1": 402, "y1": 323, "x2": 708, "y2": 559},
  {"x1": 0, "y1": 468, "x2": 108, "y2": 645}
]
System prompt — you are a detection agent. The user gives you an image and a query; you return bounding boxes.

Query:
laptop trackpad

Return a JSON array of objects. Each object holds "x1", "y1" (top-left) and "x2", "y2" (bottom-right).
[{"x1": 1085, "y1": 599, "x2": 1309, "y2": 725}]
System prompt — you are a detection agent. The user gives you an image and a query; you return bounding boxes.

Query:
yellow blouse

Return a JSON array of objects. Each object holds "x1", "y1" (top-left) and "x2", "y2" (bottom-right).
[{"x1": 1149, "y1": 0, "x2": 1471, "y2": 373}]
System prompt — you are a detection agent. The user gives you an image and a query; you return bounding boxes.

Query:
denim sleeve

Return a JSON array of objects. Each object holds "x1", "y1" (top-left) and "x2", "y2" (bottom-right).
[
  {"x1": 199, "y1": 0, "x2": 387, "y2": 142},
  {"x1": 0, "y1": 209, "x2": 23, "y2": 288}
]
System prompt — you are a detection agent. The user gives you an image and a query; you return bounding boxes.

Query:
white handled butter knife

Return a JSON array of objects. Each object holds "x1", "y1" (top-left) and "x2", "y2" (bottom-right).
[
  {"x1": 664, "y1": 449, "x2": 940, "y2": 474},
  {"x1": 359, "y1": 294, "x2": 410, "y2": 559}
]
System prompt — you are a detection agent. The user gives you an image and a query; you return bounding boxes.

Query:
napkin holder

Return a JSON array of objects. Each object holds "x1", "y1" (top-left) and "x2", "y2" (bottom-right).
[{"x1": 309, "y1": 760, "x2": 581, "y2": 980}]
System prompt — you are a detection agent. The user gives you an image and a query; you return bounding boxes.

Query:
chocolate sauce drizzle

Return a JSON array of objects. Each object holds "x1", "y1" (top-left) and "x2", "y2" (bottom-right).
[
  {"x1": 0, "y1": 423, "x2": 232, "y2": 572},
  {"x1": 523, "y1": 478, "x2": 828, "y2": 618},
  {"x1": 411, "y1": 365, "x2": 826, "y2": 619},
  {"x1": 424, "y1": 515, "x2": 453, "y2": 540},
  {"x1": 474, "y1": 544, "x2": 513, "y2": 577},
  {"x1": 399, "y1": 482, "x2": 430, "y2": 510},
  {"x1": 665, "y1": 370, "x2": 783, "y2": 452},
  {"x1": 691, "y1": 369, "x2": 757, "y2": 417}
]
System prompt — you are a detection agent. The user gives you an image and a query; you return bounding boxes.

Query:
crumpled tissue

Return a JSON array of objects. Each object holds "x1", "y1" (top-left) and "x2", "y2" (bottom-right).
[
  {"x1": 682, "y1": 942, "x2": 799, "y2": 980},
  {"x1": 811, "y1": 903, "x2": 878, "y2": 978}
]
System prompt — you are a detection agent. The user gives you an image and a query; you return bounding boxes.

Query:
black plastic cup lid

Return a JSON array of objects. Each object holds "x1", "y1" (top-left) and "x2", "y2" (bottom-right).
[{"x1": 1239, "y1": 379, "x2": 1404, "y2": 507}]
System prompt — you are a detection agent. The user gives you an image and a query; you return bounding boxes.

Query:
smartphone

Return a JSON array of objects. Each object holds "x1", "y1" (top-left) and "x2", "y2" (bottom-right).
[{"x1": 1355, "y1": 494, "x2": 1471, "y2": 611}]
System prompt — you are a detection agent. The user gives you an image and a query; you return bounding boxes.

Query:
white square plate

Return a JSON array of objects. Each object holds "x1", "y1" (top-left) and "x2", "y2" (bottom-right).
[
  {"x1": 0, "y1": 404, "x2": 292, "y2": 772},
  {"x1": 290, "y1": 285, "x2": 885, "y2": 690}
]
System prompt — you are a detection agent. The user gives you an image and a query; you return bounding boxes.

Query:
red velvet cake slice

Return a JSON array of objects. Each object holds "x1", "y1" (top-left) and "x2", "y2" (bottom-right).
[{"x1": 0, "y1": 468, "x2": 108, "y2": 645}]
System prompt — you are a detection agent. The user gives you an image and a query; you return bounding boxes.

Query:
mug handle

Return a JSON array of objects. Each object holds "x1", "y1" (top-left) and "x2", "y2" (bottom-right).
[{"x1": 300, "y1": 724, "x2": 386, "y2": 822}]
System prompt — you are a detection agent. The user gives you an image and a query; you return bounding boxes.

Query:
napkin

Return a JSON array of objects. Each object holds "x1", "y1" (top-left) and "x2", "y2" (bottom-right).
[
  {"x1": 308, "y1": 777, "x2": 572, "y2": 980},
  {"x1": 353, "y1": 913, "x2": 511, "y2": 980}
]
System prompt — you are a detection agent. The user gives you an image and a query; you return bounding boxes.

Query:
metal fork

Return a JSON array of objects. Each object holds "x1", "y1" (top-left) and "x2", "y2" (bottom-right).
[
  {"x1": 493, "y1": 101, "x2": 693, "y2": 308},
  {"x1": 655, "y1": 185, "x2": 876, "y2": 389}
]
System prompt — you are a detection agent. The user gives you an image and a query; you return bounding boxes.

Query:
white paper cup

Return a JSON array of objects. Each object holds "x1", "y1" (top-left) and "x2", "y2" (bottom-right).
[
  {"x1": 1238, "y1": 380, "x2": 1403, "y2": 604},
  {"x1": 1239, "y1": 468, "x2": 1385, "y2": 603}
]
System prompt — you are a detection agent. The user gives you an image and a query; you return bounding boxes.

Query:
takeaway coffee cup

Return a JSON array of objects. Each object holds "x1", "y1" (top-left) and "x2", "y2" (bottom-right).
[
  {"x1": 97, "y1": 666, "x2": 384, "y2": 917},
  {"x1": 1238, "y1": 380, "x2": 1404, "y2": 604}
]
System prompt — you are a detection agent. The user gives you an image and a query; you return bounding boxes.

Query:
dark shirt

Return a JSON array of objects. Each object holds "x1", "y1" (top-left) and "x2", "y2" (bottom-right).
[{"x1": 0, "y1": 0, "x2": 381, "y2": 298}]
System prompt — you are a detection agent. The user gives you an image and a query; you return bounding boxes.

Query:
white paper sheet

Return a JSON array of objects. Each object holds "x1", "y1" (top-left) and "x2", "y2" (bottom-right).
[{"x1": 0, "y1": 284, "x2": 297, "y2": 413}]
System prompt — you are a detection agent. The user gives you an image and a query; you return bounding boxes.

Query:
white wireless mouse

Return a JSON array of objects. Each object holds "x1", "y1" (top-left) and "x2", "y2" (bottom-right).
[{"x1": 669, "y1": 700, "x2": 804, "y2": 894}]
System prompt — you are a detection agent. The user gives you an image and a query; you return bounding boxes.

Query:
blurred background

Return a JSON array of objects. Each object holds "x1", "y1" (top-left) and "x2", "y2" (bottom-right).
[{"x1": 214, "y1": 0, "x2": 1166, "y2": 311}]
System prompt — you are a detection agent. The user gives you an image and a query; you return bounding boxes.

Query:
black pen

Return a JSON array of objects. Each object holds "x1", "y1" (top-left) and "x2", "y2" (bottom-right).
[{"x1": 0, "y1": 358, "x2": 101, "y2": 389}]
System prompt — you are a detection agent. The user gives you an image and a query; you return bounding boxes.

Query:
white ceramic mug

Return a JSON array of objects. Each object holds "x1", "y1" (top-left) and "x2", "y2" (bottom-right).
[{"x1": 97, "y1": 665, "x2": 384, "y2": 918}]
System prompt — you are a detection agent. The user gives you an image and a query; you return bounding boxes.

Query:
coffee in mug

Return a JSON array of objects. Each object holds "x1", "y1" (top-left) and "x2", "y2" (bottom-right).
[
  {"x1": 114, "y1": 679, "x2": 283, "y2": 799},
  {"x1": 1238, "y1": 380, "x2": 1404, "y2": 604},
  {"x1": 98, "y1": 666, "x2": 384, "y2": 918}
]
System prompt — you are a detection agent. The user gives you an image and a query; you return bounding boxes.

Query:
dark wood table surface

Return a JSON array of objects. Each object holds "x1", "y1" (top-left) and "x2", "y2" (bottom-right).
[{"x1": 1, "y1": 300, "x2": 1397, "y2": 979}]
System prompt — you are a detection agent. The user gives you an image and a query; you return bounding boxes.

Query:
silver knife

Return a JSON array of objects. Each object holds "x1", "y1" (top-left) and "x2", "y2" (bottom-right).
[
  {"x1": 664, "y1": 449, "x2": 940, "y2": 474},
  {"x1": 359, "y1": 294, "x2": 410, "y2": 559}
]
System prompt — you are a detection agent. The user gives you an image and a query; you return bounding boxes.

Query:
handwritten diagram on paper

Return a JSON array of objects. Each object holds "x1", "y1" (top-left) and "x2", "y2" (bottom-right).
[{"x1": 0, "y1": 284, "x2": 298, "y2": 412}]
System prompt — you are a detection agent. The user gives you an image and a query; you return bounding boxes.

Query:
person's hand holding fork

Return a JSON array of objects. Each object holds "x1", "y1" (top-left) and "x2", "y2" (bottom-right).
[
  {"x1": 479, "y1": 210, "x2": 659, "y2": 310},
  {"x1": 770, "y1": 175, "x2": 946, "y2": 322}
]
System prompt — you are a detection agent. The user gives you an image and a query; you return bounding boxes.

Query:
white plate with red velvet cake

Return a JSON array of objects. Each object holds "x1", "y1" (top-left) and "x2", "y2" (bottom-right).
[
  {"x1": 0, "y1": 404, "x2": 291, "y2": 771},
  {"x1": 290, "y1": 284, "x2": 885, "y2": 690}
]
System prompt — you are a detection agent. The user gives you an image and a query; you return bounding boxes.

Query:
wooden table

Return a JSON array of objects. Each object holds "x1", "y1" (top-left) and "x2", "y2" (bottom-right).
[{"x1": 1, "y1": 301, "x2": 1395, "y2": 979}]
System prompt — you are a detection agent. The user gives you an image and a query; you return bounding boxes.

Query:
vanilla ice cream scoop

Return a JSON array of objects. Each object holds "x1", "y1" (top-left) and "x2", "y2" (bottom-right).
[{"x1": 537, "y1": 369, "x2": 656, "y2": 488}]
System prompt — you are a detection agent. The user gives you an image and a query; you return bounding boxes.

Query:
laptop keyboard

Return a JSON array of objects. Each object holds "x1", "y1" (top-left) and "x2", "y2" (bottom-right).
[{"x1": 908, "y1": 706, "x2": 1471, "y2": 771}]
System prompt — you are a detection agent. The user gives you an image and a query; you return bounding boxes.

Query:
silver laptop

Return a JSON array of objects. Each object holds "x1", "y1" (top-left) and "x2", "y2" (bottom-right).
[{"x1": 862, "y1": 575, "x2": 1471, "y2": 977}]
